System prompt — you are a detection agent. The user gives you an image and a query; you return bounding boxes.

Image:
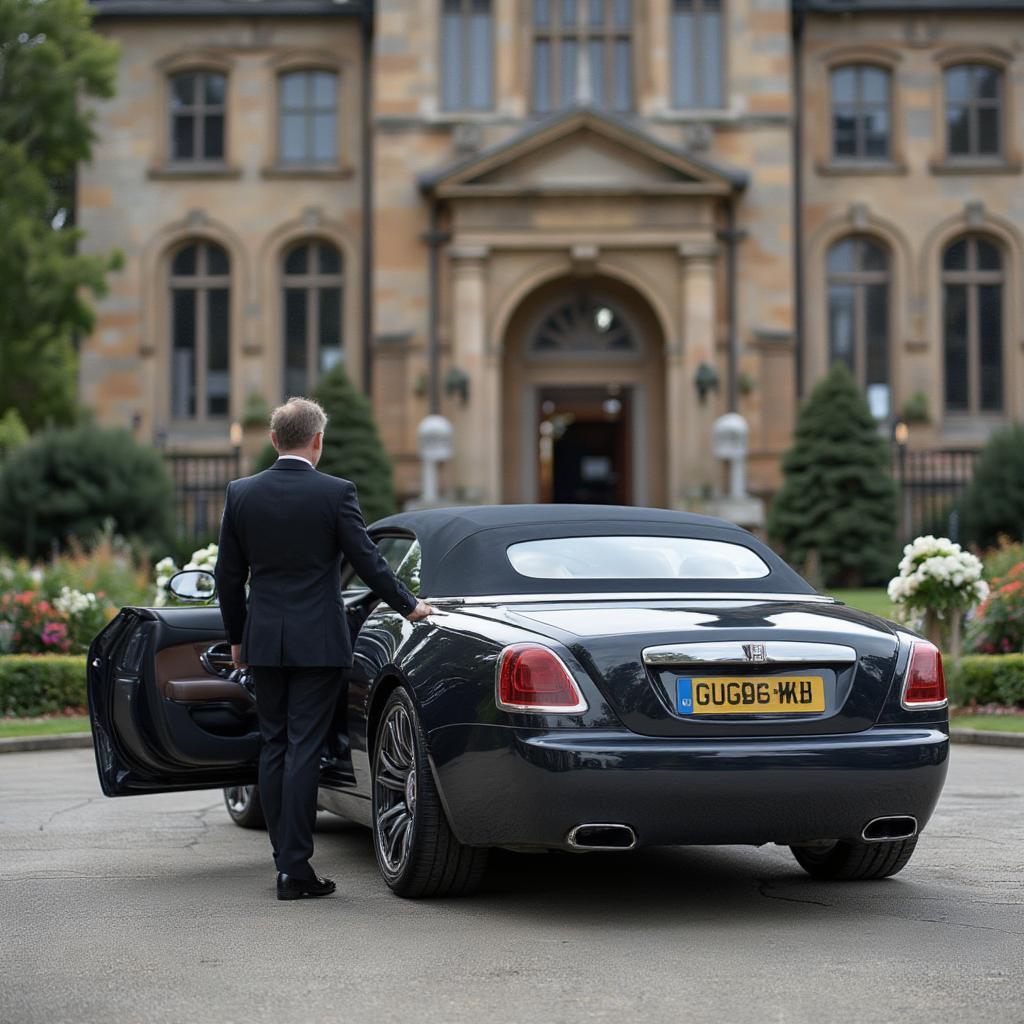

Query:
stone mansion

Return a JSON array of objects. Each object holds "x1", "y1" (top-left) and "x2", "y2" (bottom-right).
[{"x1": 80, "y1": 0, "x2": 1024, "y2": 507}]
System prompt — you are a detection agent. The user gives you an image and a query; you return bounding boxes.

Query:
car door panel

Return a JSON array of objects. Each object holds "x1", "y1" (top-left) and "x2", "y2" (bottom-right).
[{"x1": 89, "y1": 606, "x2": 259, "y2": 796}]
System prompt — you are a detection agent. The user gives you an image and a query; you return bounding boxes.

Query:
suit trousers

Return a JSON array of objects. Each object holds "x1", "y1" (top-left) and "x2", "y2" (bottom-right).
[{"x1": 251, "y1": 665, "x2": 342, "y2": 879}]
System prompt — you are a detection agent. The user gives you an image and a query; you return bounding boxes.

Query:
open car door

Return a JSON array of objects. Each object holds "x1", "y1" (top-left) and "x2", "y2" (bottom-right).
[{"x1": 88, "y1": 604, "x2": 259, "y2": 796}]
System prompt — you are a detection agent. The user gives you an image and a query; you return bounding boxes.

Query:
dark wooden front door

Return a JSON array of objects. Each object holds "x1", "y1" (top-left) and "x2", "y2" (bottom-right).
[{"x1": 537, "y1": 386, "x2": 631, "y2": 505}]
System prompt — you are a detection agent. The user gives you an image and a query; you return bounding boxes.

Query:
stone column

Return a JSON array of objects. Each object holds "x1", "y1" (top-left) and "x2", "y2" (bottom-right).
[
  {"x1": 449, "y1": 244, "x2": 500, "y2": 502},
  {"x1": 669, "y1": 240, "x2": 719, "y2": 506}
]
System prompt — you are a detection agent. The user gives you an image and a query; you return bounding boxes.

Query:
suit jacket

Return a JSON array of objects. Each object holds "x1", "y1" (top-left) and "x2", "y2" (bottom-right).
[{"x1": 214, "y1": 458, "x2": 417, "y2": 667}]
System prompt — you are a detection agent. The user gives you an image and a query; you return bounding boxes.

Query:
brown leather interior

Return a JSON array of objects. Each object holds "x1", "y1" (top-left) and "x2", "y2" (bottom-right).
[{"x1": 154, "y1": 642, "x2": 253, "y2": 705}]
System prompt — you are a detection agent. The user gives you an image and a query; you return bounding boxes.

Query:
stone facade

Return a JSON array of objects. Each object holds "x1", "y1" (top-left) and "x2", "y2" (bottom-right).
[{"x1": 78, "y1": 1, "x2": 1024, "y2": 508}]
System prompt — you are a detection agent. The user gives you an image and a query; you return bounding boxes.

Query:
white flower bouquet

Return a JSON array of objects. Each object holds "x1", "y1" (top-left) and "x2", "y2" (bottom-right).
[{"x1": 887, "y1": 535, "x2": 988, "y2": 654}]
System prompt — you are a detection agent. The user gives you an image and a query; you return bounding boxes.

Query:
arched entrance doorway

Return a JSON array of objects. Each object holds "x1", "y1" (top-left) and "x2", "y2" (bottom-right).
[{"x1": 501, "y1": 275, "x2": 667, "y2": 506}]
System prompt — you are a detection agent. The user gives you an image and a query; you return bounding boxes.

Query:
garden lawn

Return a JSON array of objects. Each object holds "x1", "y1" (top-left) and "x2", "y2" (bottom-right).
[
  {"x1": 827, "y1": 588, "x2": 895, "y2": 619},
  {"x1": 0, "y1": 716, "x2": 89, "y2": 738},
  {"x1": 950, "y1": 714, "x2": 1024, "y2": 733}
]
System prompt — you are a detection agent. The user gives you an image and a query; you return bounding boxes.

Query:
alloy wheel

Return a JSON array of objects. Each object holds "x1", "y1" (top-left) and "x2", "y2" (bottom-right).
[
  {"x1": 224, "y1": 785, "x2": 255, "y2": 815},
  {"x1": 373, "y1": 703, "x2": 417, "y2": 876}
]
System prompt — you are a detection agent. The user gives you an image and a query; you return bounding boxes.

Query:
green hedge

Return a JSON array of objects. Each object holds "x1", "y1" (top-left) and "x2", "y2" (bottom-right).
[
  {"x1": 0, "y1": 655, "x2": 87, "y2": 716},
  {"x1": 946, "y1": 655, "x2": 1024, "y2": 707}
]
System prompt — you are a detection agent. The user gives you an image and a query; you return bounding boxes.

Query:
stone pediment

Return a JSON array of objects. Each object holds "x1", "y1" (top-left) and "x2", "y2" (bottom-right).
[{"x1": 420, "y1": 107, "x2": 746, "y2": 198}]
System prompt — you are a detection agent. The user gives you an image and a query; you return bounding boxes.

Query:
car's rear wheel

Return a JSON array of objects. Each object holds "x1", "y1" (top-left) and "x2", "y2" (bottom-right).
[
  {"x1": 372, "y1": 688, "x2": 488, "y2": 898},
  {"x1": 790, "y1": 835, "x2": 918, "y2": 880},
  {"x1": 223, "y1": 785, "x2": 266, "y2": 829}
]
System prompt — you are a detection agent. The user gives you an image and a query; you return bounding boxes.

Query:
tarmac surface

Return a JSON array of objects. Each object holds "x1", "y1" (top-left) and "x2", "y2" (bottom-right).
[{"x1": 2, "y1": 745, "x2": 1022, "y2": 1024}]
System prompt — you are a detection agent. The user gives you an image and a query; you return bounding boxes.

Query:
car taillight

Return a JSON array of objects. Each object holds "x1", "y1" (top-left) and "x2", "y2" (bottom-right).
[
  {"x1": 496, "y1": 643, "x2": 588, "y2": 713},
  {"x1": 902, "y1": 641, "x2": 947, "y2": 708}
]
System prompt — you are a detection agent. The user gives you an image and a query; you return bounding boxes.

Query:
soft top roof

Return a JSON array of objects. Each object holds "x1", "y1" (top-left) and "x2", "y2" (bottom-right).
[{"x1": 370, "y1": 504, "x2": 813, "y2": 598}]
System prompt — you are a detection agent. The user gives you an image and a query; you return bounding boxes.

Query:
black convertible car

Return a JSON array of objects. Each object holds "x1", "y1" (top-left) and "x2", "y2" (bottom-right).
[{"x1": 87, "y1": 505, "x2": 949, "y2": 897}]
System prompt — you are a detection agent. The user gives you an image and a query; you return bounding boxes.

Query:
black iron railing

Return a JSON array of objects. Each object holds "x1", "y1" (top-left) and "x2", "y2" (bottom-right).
[
  {"x1": 891, "y1": 446, "x2": 978, "y2": 542},
  {"x1": 165, "y1": 452, "x2": 241, "y2": 543}
]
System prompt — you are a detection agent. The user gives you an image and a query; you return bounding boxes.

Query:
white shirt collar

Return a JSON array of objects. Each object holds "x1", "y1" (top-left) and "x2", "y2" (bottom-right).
[{"x1": 277, "y1": 454, "x2": 313, "y2": 467}]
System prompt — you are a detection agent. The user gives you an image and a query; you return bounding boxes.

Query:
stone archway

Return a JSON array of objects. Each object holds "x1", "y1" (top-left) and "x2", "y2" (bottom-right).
[{"x1": 501, "y1": 274, "x2": 667, "y2": 506}]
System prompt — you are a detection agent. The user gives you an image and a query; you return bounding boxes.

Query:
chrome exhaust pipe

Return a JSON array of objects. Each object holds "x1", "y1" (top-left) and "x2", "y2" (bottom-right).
[
  {"x1": 566, "y1": 823, "x2": 637, "y2": 851},
  {"x1": 861, "y1": 815, "x2": 918, "y2": 842}
]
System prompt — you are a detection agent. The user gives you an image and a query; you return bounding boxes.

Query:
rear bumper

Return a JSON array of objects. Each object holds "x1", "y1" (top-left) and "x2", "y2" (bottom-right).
[{"x1": 427, "y1": 724, "x2": 949, "y2": 849}]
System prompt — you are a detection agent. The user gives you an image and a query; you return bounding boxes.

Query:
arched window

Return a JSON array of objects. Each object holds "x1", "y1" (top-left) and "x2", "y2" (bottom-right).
[
  {"x1": 531, "y1": 294, "x2": 636, "y2": 355},
  {"x1": 942, "y1": 235, "x2": 1003, "y2": 414},
  {"x1": 170, "y1": 242, "x2": 231, "y2": 420},
  {"x1": 440, "y1": 0, "x2": 494, "y2": 111},
  {"x1": 830, "y1": 65, "x2": 891, "y2": 160},
  {"x1": 944, "y1": 64, "x2": 1002, "y2": 158},
  {"x1": 282, "y1": 240, "x2": 344, "y2": 396},
  {"x1": 532, "y1": 0, "x2": 633, "y2": 113},
  {"x1": 826, "y1": 235, "x2": 890, "y2": 417},
  {"x1": 169, "y1": 70, "x2": 226, "y2": 162},
  {"x1": 670, "y1": 0, "x2": 724, "y2": 110},
  {"x1": 279, "y1": 70, "x2": 338, "y2": 165}
]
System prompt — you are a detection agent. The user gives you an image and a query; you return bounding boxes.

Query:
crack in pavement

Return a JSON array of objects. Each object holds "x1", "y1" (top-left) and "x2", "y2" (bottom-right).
[{"x1": 37, "y1": 798, "x2": 100, "y2": 832}]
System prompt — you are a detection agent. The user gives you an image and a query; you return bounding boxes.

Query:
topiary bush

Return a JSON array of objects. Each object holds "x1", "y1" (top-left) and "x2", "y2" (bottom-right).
[
  {"x1": 768, "y1": 363, "x2": 898, "y2": 587},
  {"x1": 0, "y1": 654, "x2": 87, "y2": 716},
  {"x1": 252, "y1": 367, "x2": 397, "y2": 524},
  {"x1": 0, "y1": 425, "x2": 173, "y2": 558},
  {"x1": 958, "y1": 424, "x2": 1024, "y2": 549}
]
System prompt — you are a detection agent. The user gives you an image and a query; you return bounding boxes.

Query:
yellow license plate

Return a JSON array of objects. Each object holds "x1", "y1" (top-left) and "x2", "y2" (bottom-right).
[{"x1": 675, "y1": 675, "x2": 826, "y2": 715}]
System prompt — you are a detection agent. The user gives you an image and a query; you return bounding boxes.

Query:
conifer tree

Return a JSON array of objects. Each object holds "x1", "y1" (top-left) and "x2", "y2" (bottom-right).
[{"x1": 767, "y1": 362, "x2": 897, "y2": 587}]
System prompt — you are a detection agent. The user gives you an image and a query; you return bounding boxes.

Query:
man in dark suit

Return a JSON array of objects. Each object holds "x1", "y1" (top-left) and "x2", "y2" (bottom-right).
[{"x1": 215, "y1": 397, "x2": 433, "y2": 901}]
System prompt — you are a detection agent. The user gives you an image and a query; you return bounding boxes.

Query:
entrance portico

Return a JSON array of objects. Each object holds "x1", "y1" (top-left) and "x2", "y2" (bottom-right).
[{"x1": 420, "y1": 107, "x2": 746, "y2": 508}]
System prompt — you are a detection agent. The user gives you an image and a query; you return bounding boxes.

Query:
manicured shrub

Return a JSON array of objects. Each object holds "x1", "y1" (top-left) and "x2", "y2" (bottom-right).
[
  {"x1": 0, "y1": 425, "x2": 173, "y2": 558},
  {"x1": 254, "y1": 365, "x2": 397, "y2": 524},
  {"x1": 958, "y1": 424, "x2": 1024, "y2": 549},
  {"x1": 0, "y1": 655, "x2": 88, "y2": 716},
  {"x1": 768, "y1": 363, "x2": 898, "y2": 587},
  {"x1": 946, "y1": 655, "x2": 1024, "y2": 708}
]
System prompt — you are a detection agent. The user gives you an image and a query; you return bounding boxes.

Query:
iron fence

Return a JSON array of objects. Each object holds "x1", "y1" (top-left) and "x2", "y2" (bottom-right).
[
  {"x1": 164, "y1": 452, "x2": 241, "y2": 543},
  {"x1": 891, "y1": 446, "x2": 979, "y2": 542}
]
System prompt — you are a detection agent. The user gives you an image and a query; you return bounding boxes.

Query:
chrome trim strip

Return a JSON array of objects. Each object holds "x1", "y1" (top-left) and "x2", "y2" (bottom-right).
[
  {"x1": 641, "y1": 640, "x2": 858, "y2": 666},
  {"x1": 566, "y1": 823, "x2": 638, "y2": 851},
  {"x1": 425, "y1": 591, "x2": 837, "y2": 607},
  {"x1": 494, "y1": 643, "x2": 589, "y2": 714},
  {"x1": 861, "y1": 815, "x2": 918, "y2": 843}
]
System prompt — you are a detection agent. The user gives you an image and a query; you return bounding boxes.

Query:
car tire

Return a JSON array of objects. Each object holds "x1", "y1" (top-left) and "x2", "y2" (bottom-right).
[
  {"x1": 790, "y1": 835, "x2": 919, "y2": 880},
  {"x1": 372, "y1": 688, "x2": 488, "y2": 898},
  {"x1": 223, "y1": 785, "x2": 266, "y2": 829}
]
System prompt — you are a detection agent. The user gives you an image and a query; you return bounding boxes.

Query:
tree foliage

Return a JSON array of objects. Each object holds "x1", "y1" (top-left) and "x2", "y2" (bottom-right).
[
  {"x1": 767, "y1": 363, "x2": 898, "y2": 587},
  {"x1": 0, "y1": 0, "x2": 120, "y2": 428},
  {"x1": 958, "y1": 424, "x2": 1024, "y2": 549},
  {"x1": 0, "y1": 425, "x2": 173, "y2": 558}
]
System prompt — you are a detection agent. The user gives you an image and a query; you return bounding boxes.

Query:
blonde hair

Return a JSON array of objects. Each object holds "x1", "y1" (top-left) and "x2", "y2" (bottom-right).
[{"x1": 270, "y1": 397, "x2": 328, "y2": 451}]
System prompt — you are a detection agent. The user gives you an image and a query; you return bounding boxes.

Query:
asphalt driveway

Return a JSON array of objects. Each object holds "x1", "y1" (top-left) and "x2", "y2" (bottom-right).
[{"x1": 1, "y1": 746, "x2": 1022, "y2": 1024}]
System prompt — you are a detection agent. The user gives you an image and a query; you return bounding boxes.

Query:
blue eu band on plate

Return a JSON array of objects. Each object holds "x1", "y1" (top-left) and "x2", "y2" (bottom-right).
[{"x1": 676, "y1": 676, "x2": 826, "y2": 715}]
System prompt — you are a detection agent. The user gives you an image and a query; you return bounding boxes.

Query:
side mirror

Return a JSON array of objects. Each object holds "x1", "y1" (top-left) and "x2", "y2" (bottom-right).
[{"x1": 168, "y1": 569, "x2": 217, "y2": 602}]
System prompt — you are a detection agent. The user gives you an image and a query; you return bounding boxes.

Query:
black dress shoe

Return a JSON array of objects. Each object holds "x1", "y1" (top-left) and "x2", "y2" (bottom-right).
[{"x1": 276, "y1": 872, "x2": 336, "y2": 901}]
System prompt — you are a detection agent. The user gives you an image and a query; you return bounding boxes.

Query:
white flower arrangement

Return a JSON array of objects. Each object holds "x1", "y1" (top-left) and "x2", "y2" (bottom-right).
[{"x1": 887, "y1": 535, "x2": 988, "y2": 621}]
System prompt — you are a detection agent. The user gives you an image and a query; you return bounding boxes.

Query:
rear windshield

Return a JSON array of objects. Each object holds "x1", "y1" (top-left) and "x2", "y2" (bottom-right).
[{"x1": 506, "y1": 536, "x2": 771, "y2": 581}]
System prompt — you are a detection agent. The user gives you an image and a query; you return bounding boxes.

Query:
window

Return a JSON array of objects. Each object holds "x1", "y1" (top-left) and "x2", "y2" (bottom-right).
[
  {"x1": 348, "y1": 538, "x2": 421, "y2": 594},
  {"x1": 441, "y1": 0, "x2": 494, "y2": 111},
  {"x1": 945, "y1": 64, "x2": 1002, "y2": 158},
  {"x1": 282, "y1": 240, "x2": 344, "y2": 396},
  {"x1": 943, "y1": 236, "x2": 1003, "y2": 414},
  {"x1": 826, "y1": 236, "x2": 891, "y2": 418},
  {"x1": 170, "y1": 242, "x2": 231, "y2": 420},
  {"x1": 507, "y1": 535, "x2": 770, "y2": 580},
  {"x1": 831, "y1": 65, "x2": 890, "y2": 160},
  {"x1": 670, "y1": 0, "x2": 723, "y2": 110},
  {"x1": 169, "y1": 71, "x2": 226, "y2": 162},
  {"x1": 279, "y1": 70, "x2": 338, "y2": 165},
  {"x1": 532, "y1": 294, "x2": 636, "y2": 355},
  {"x1": 532, "y1": 0, "x2": 633, "y2": 113}
]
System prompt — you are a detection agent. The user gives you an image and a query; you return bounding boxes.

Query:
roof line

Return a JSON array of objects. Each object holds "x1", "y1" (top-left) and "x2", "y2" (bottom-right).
[{"x1": 90, "y1": 1, "x2": 367, "y2": 17}]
